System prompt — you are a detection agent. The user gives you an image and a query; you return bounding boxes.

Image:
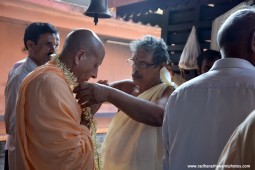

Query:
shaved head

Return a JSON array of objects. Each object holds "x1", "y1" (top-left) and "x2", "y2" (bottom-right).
[
  {"x1": 217, "y1": 8, "x2": 255, "y2": 62},
  {"x1": 217, "y1": 8, "x2": 255, "y2": 48},
  {"x1": 59, "y1": 29, "x2": 105, "y2": 82},
  {"x1": 61, "y1": 29, "x2": 103, "y2": 57}
]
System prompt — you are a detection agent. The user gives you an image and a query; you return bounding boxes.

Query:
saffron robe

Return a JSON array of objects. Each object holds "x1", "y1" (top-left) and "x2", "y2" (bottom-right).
[
  {"x1": 101, "y1": 83, "x2": 168, "y2": 170},
  {"x1": 15, "y1": 62, "x2": 94, "y2": 170}
]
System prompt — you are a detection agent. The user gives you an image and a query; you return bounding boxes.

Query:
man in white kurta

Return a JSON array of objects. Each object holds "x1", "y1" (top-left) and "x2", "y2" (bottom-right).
[
  {"x1": 163, "y1": 58, "x2": 255, "y2": 169},
  {"x1": 4, "y1": 22, "x2": 59, "y2": 170},
  {"x1": 163, "y1": 9, "x2": 255, "y2": 170}
]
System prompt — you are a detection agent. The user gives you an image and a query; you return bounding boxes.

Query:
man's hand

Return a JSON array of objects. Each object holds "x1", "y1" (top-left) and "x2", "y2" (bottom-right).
[{"x1": 73, "y1": 82, "x2": 110, "y2": 108}]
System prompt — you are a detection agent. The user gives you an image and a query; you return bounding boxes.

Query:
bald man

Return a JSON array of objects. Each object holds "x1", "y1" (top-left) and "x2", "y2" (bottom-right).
[
  {"x1": 14, "y1": 29, "x2": 105, "y2": 170},
  {"x1": 163, "y1": 8, "x2": 255, "y2": 169}
]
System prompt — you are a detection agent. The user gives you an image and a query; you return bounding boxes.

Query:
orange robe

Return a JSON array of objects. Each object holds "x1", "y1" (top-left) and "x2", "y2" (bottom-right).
[{"x1": 15, "y1": 62, "x2": 94, "y2": 170}]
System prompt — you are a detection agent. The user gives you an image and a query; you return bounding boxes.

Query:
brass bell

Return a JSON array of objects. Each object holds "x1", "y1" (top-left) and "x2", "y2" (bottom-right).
[{"x1": 84, "y1": 0, "x2": 112, "y2": 25}]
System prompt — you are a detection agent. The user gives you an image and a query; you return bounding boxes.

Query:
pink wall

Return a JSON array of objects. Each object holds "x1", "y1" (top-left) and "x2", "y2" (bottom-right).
[
  {"x1": 0, "y1": 0, "x2": 161, "y2": 136},
  {"x1": 0, "y1": 19, "x2": 133, "y2": 116},
  {"x1": 0, "y1": 19, "x2": 28, "y2": 116},
  {"x1": 0, "y1": 1, "x2": 160, "y2": 136}
]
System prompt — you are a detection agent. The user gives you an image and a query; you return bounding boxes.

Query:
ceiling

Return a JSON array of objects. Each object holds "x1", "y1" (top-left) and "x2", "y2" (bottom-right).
[
  {"x1": 56, "y1": 0, "x2": 254, "y2": 27},
  {"x1": 51, "y1": 0, "x2": 254, "y2": 74}
]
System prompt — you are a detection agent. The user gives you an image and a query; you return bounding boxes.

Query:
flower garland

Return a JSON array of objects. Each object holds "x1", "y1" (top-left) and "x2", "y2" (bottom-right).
[
  {"x1": 51, "y1": 54, "x2": 78, "y2": 89},
  {"x1": 51, "y1": 54, "x2": 102, "y2": 170}
]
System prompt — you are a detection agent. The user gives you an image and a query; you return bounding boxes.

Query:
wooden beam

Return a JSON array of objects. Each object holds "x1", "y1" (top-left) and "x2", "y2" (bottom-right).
[
  {"x1": 117, "y1": 0, "x2": 165, "y2": 15},
  {"x1": 168, "y1": 44, "x2": 184, "y2": 51}
]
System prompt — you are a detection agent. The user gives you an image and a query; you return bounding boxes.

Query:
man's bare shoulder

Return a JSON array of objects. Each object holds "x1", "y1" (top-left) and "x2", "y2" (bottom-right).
[
  {"x1": 155, "y1": 85, "x2": 175, "y2": 107},
  {"x1": 110, "y1": 79, "x2": 135, "y2": 93},
  {"x1": 163, "y1": 85, "x2": 175, "y2": 97}
]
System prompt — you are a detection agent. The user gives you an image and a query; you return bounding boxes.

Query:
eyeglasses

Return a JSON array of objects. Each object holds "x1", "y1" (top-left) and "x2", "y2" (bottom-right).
[
  {"x1": 44, "y1": 42, "x2": 59, "y2": 50},
  {"x1": 127, "y1": 58, "x2": 159, "y2": 69},
  {"x1": 35, "y1": 41, "x2": 58, "y2": 51}
]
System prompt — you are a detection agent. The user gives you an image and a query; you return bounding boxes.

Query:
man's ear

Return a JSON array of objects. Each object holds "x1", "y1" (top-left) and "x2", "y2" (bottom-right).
[
  {"x1": 26, "y1": 40, "x2": 35, "y2": 50},
  {"x1": 251, "y1": 31, "x2": 255, "y2": 53},
  {"x1": 74, "y1": 49, "x2": 86, "y2": 65}
]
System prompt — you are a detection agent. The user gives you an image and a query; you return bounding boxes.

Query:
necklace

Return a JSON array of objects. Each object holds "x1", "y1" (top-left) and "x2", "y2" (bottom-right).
[{"x1": 51, "y1": 54, "x2": 102, "y2": 170}]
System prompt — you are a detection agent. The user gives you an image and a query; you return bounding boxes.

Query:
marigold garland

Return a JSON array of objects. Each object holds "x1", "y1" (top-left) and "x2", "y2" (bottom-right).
[{"x1": 51, "y1": 54, "x2": 102, "y2": 170}]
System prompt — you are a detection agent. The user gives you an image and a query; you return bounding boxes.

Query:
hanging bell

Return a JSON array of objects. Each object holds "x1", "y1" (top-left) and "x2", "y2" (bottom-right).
[{"x1": 84, "y1": 0, "x2": 112, "y2": 25}]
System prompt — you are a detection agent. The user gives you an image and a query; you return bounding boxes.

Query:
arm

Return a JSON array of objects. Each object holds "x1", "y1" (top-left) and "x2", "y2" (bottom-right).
[
  {"x1": 107, "y1": 86, "x2": 172, "y2": 126},
  {"x1": 77, "y1": 79, "x2": 109, "y2": 117},
  {"x1": 217, "y1": 112, "x2": 255, "y2": 168},
  {"x1": 4, "y1": 74, "x2": 24, "y2": 135},
  {"x1": 74, "y1": 81, "x2": 174, "y2": 126},
  {"x1": 162, "y1": 98, "x2": 171, "y2": 169}
]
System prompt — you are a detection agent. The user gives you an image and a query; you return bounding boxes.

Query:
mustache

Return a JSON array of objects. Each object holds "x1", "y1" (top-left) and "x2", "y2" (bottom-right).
[
  {"x1": 132, "y1": 74, "x2": 143, "y2": 79},
  {"x1": 47, "y1": 52, "x2": 54, "y2": 56}
]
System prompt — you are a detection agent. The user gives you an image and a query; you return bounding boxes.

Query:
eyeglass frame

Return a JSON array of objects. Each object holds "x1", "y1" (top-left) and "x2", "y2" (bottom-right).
[{"x1": 127, "y1": 58, "x2": 160, "y2": 69}]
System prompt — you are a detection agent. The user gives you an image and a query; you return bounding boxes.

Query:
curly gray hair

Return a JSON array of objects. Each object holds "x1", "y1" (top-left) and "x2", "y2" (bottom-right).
[{"x1": 130, "y1": 35, "x2": 170, "y2": 64}]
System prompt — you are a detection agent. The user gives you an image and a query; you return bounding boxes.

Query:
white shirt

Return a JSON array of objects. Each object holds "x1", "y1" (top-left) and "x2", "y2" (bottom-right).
[
  {"x1": 8, "y1": 58, "x2": 26, "y2": 76},
  {"x1": 4, "y1": 57, "x2": 37, "y2": 150},
  {"x1": 162, "y1": 58, "x2": 255, "y2": 170}
]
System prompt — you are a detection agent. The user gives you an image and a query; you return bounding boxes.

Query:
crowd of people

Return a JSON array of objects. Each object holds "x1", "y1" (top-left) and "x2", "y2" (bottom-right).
[{"x1": 3, "y1": 7, "x2": 255, "y2": 170}]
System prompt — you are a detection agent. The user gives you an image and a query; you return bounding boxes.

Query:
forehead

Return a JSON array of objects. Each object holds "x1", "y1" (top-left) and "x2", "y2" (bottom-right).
[
  {"x1": 38, "y1": 33, "x2": 58, "y2": 43},
  {"x1": 133, "y1": 48, "x2": 153, "y2": 61}
]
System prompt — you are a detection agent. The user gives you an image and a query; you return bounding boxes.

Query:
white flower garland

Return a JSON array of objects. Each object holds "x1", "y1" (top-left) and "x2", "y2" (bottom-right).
[
  {"x1": 51, "y1": 54, "x2": 78, "y2": 89},
  {"x1": 51, "y1": 54, "x2": 102, "y2": 170}
]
